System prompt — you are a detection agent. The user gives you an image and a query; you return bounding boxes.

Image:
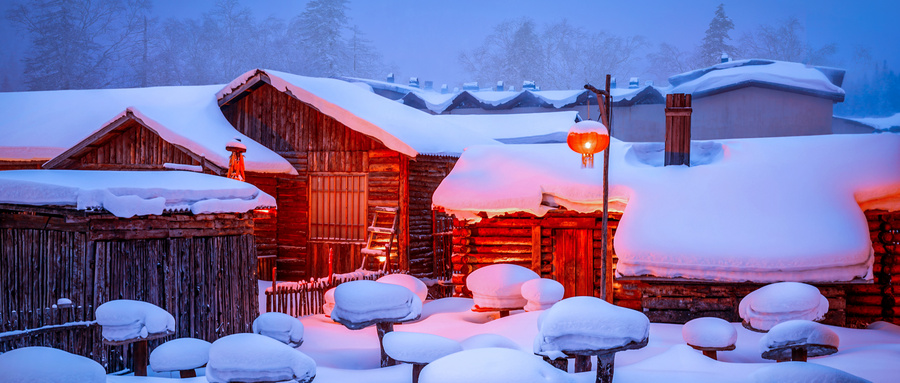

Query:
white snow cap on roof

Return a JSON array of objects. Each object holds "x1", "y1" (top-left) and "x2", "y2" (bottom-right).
[
  {"x1": 667, "y1": 59, "x2": 845, "y2": 100},
  {"x1": 0, "y1": 85, "x2": 295, "y2": 174},
  {"x1": 435, "y1": 112, "x2": 578, "y2": 141},
  {"x1": 0, "y1": 170, "x2": 276, "y2": 218},
  {"x1": 433, "y1": 134, "x2": 900, "y2": 283},
  {"x1": 218, "y1": 69, "x2": 501, "y2": 157}
]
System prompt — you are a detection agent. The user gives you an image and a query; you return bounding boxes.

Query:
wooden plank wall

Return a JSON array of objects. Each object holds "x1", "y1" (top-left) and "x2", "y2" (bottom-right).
[
  {"x1": 408, "y1": 155, "x2": 457, "y2": 277},
  {"x1": 70, "y1": 121, "x2": 206, "y2": 171},
  {"x1": 0, "y1": 160, "x2": 44, "y2": 170},
  {"x1": 664, "y1": 93, "x2": 692, "y2": 166},
  {"x1": 851, "y1": 209, "x2": 900, "y2": 327}
]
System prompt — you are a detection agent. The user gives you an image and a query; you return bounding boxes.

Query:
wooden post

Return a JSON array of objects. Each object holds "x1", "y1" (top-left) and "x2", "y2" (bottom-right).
[
  {"x1": 792, "y1": 347, "x2": 808, "y2": 362},
  {"x1": 376, "y1": 322, "x2": 397, "y2": 367},
  {"x1": 133, "y1": 339, "x2": 148, "y2": 376},
  {"x1": 595, "y1": 353, "x2": 615, "y2": 383},
  {"x1": 664, "y1": 94, "x2": 692, "y2": 166},
  {"x1": 412, "y1": 363, "x2": 425, "y2": 383},
  {"x1": 601, "y1": 74, "x2": 613, "y2": 303},
  {"x1": 575, "y1": 355, "x2": 592, "y2": 373}
]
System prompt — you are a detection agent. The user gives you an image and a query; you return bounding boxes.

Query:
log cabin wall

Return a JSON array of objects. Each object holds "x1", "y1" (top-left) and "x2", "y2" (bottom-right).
[
  {"x1": 408, "y1": 155, "x2": 456, "y2": 277},
  {"x1": 0, "y1": 207, "x2": 257, "y2": 372},
  {"x1": 0, "y1": 160, "x2": 44, "y2": 170}
]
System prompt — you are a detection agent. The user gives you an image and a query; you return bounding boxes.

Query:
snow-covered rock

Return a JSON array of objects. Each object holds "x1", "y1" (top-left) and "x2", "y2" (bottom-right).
[
  {"x1": 252, "y1": 312, "x2": 304, "y2": 347},
  {"x1": 739, "y1": 282, "x2": 829, "y2": 331},
  {"x1": 383, "y1": 331, "x2": 463, "y2": 364},
  {"x1": 520, "y1": 278, "x2": 565, "y2": 311},
  {"x1": 534, "y1": 296, "x2": 649, "y2": 358},
  {"x1": 0, "y1": 347, "x2": 106, "y2": 383},
  {"x1": 760, "y1": 320, "x2": 839, "y2": 354},
  {"x1": 95, "y1": 300, "x2": 175, "y2": 342},
  {"x1": 418, "y1": 347, "x2": 574, "y2": 383},
  {"x1": 751, "y1": 361, "x2": 871, "y2": 383},
  {"x1": 323, "y1": 287, "x2": 336, "y2": 317},
  {"x1": 149, "y1": 338, "x2": 211, "y2": 373},
  {"x1": 206, "y1": 333, "x2": 316, "y2": 383},
  {"x1": 331, "y1": 280, "x2": 422, "y2": 329},
  {"x1": 466, "y1": 264, "x2": 539, "y2": 309},
  {"x1": 377, "y1": 274, "x2": 429, "y2": 303},
  {"x1": 460, "y1": 333, "x2": 520, "y2": 351},
  {"x1": 682, "y1": 317, "x2": 737, "y2": 349}
]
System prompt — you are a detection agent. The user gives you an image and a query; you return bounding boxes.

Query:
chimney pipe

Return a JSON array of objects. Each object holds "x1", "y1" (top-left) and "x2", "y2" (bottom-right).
[{"x1": 664, "y1": 93, "x2": 692, "y2": 166}]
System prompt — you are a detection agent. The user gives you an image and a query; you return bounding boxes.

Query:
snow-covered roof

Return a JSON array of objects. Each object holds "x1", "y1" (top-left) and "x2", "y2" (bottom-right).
[
  {"x1": 0, "y1": 85, "x2": 296, "y2": 174},
  {"x1": 218, "y1": 69, "x2": 501, "y2": 157},
  {"x1": 0, "y1": 170, "x2": 276, "y2": 218},
  {"x1": 667, "y1": 59, "x2": 845, "y2": 101},
  {"x1": 434, "y1": 111, "x2": 578, "y2": 144},
  {"x1": 843, "y1": 112, "x2": 900, "y2": 133},
  {"x1": 432, "y1": 133, "x2": 900, "y2": 282}
]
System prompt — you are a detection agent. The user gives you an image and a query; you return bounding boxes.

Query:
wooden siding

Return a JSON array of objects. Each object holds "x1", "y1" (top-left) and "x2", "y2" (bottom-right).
[
  {"x1": 64, "y1": 120, "x2": 208, "y2": 171},
  {"x1": 0, "y1": 160, "x2": 45, "y2": 170},
  {"x1": 408, "y1": 156, "x2": 457, "y2": 277}
]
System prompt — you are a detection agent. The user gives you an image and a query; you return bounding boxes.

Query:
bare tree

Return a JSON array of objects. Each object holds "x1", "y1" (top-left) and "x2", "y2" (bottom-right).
[
  {"x1": 739, "y1": 16, "x2": 836, "y2": 64},
  {"x1": 347, "y1": 25, "x2": 385, "y2": 79},
  {"x1": 645, "y1": 43, "x2": 694, "y2": 85}
]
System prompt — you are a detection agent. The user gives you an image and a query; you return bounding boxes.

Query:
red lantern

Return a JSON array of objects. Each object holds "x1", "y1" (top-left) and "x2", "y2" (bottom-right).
[{"x1": 567, "y1": 120, "x2": 609, "y2": 168}]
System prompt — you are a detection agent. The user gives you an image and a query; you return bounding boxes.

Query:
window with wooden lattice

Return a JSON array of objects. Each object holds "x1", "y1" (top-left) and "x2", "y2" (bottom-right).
[{"x1": 309, "y1": 173, "x2": 367, "y2": 242}]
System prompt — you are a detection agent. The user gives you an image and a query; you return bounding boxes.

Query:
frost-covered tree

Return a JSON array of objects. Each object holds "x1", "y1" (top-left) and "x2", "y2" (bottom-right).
[
  {"x1": 739, "y1": 16, "x2": 836, "y2": 65},
  {"x1": 459, "y1": 18, "x2": 545, "y2": 88},
  {"x1": 645, "y1": 43, "x2": 694, "y2": 85},
  {"x1": 291, "y1": 0, "x2": 351, "y2": 77},
  {"x1": 697, "y1": 3, "x2": 736, "y2": 66},
  {"x1": 347, "y1": 25, "x2": 385, "y2": 79}
]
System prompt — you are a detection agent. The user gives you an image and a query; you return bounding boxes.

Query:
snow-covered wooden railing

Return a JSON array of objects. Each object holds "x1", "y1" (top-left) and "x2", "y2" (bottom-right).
[
  {"x1": 265, "y1": 269, "x2": 386, "y2": 317},
  {"x1": 0, "y1": 305, "x2": 106, "y2": 365}
]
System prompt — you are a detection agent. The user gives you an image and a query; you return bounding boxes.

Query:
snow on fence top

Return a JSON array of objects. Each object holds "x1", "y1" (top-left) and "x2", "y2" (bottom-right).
[
  {"x1": 0, "y1": 85, "x2": 296, "y2": 174},
  {"x1": 433, "y1": 133, "x2": 900, "y2": 283},
  {"x1": 435, "y1": 111, "x2": 578, "y2": 143},
  {"x1": 0, "y1": 169, "x2": 276, "y2": 218},
  {"x1": 667, "y1": 59, "x2": 845, "y2": 101},
  {"x1": 218, "y1": 69, "x2": 501, "y2": 157}
]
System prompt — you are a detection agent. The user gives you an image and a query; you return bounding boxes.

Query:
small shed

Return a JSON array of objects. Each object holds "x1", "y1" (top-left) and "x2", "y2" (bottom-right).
[{"x1": 0, "y1": 170, "x2": 274, "y2": 371}]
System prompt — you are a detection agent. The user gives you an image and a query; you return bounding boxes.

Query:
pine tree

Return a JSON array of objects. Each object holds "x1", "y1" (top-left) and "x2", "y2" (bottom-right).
[
  {"x1": 292, "y1": 0, "x2": 351, "y2": 77},
  {"x1": 698, "y1": 3, "x2": 736, "y2": 66}
]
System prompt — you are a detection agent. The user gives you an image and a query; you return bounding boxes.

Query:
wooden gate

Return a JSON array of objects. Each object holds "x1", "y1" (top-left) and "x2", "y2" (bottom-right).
[{"x1": 552, "y1": 229, "x2": 594, "y2": 298}]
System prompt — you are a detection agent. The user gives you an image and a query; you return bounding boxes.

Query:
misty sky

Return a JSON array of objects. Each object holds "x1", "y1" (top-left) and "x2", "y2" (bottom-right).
[{"x1": 2, "y1": 0, "x2": 899, "y2": 87}]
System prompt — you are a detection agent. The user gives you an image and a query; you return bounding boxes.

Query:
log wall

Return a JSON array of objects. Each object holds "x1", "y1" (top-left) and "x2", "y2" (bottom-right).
[
  {"x1": 0, "y1": 207, "x2": 258, "y2": 371},
  {"x1": 408, "y1": 156, "x2": 456, "y2": 277},
  {"x1": 66, "y1": 120, "x2": 208, "y2": 172},
  {"x1": 0, "y1": 160, "x2": 44, "y2": 170}
]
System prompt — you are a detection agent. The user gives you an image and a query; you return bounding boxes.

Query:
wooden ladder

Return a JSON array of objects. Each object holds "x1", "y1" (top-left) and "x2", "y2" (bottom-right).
[{"x1": 361, "y1": 206, "x2": 399, "y2": 271}]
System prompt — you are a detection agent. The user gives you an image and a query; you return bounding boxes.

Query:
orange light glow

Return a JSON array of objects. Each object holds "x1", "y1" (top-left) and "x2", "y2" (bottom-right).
[
  {"x1": 255, "y1": 209, "x2": 271, "y2": 214},
  {"x1": 567, "y1": 121, "x2": 609, "y2": 168}
]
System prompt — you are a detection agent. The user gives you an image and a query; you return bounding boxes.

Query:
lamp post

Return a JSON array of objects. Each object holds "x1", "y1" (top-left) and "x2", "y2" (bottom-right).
[{"x1": 567, "y1": 75, "x2": 613, "y2": 302}]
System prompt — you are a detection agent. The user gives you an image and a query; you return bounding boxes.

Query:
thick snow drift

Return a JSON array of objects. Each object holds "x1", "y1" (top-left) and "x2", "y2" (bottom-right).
[
  {"x1": 95, "y1": 300, "x2": 175, "y2": 342},
  {"x1": 682, "y1": 317, "x2": 738, "y2": 349},
  {"x1": 207, "y1": 333, "x2": 316, "y2": 383},
  {"x1": 418, "y1": 347, "x2": 574, "y2": 383},
  {"x1": 0, "y1": 170, "x2": 275, "y2": 218},
  {"x1": 383, "y1": 331, "x2": 463, "y2": 364},
  {"x1": 520, "y1": 278, "x2": 565, "y2": 312},
  {"x1": 331, "y1": 280, "x2": 422, "y2": 328},
  {"x1": 739, "y1": 282, "x2": 829, "y2": 331},
  {"x1": 149, "y1": 338, "x2": 211, "y2": 373},
  {"x1": 253, "y1": 312, "x2": 305, "y2": 347},
  {"x1": 751, "y1": 361, "x2": 871, "y2": 383},
  {"x1": 460, "y1": 333, "x2": 521, "y2": 351},
  {"x1": 534, "y1": 296, "x2": 649, "y2": 358},
  {"x1": 466, "y1": 264, "x2": 539, "y2": 309},
  {"x1": 0, "y1": 347, "x2": 106, "y2": 383},
  {"x1": 377, "y1": 274, "x2": 429, "y2": 303}
]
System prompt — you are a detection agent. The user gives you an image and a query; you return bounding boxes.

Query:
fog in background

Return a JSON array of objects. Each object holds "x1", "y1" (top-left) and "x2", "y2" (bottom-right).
[{"x1": 1, "y1": 0, "x2": 897, "y2": 117}]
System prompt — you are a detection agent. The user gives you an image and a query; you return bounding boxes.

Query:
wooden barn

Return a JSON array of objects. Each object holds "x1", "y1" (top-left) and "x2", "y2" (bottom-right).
[
  {"x1": 0, "y1": 170, "x2": 273, "y2": 371},
  {"x1": 216, "y1": 69, "x2": 499, "y2": 281},
  {"x1": 432, "y1": 133, "x2": 900, "y2": 328}
]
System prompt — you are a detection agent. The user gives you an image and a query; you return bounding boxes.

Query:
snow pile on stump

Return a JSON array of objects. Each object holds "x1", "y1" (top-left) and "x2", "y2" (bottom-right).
[
  {"x1": 534, "y1": 296, "x2": 649, "y2": 359},
  {"x1": 739, "y1": 282, "x2": 828, "y2": 331},
  {"x1": 682, "y1": 317, "x2": 737, "y2": 349},
  {"x1": 419, "y1": 347, "x2": 574, "y2": 383},
  {"x1": 0, "y1": 347, "x2": 106, "y2": 383},
  {"x1": 520, "y1": 278, "x2": 565, "y2": 311},
  {"x1": 323, "y1": 287, "x2": 336, "y2": 317},
  {"x1": 760, "y1": 320, "x2": 839, "y2": 361},
  {"x1": 149, "y1": 338, "x2": 210, "y2": 375},
  {"x1": 383, "y1": 332, "x2": 463, "y2": 364},
  {"x1": 206, "y1": 333, "x2": 316, "y2": 383},
  {"x1": 95, "y1": 300, "x2": 175, "y2": 341},
  {"x1": 331, "y1": 280, "x2": 422, "y2": 327},
  {"x1": 466, "y1": 264, "x2": 539, "y2": 310},
  {"x1": 253, "y1": 312, "x2": 304, "y2": 347},
  {"x1": 378, "y1": 274, "x2": 429, "y2": 303},
  {"x1": 751, "y1": 361, "x2": 871, "y2": 383},
  {"x1": 461, "y1": 333, "x2": 520, "y2": 350}
]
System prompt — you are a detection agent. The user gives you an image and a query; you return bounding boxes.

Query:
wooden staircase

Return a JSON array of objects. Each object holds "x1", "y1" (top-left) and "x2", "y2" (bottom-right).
[{"x1": 361, "y1": 206, "x2": 399, "y2": 271}]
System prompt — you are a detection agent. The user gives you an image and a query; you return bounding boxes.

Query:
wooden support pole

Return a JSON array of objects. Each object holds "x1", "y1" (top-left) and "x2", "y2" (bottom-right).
[
  {"x1": 595, "y1": 353, "x2": 615, "y2": 383},
  {"x1": 601, "y1": 74, "x2": 612, "y2": 303},
  {"x1": 575, "y1": 355, "x2": 592, "y2": 373},
  {"x1": 133, "y1": 339, "x2": 148, "y2": 376},
  {"x1": 792, "y1": 347, "x2": 808, "y2": 362},
  {"x1": 664, "y1": 93, "x2": 692, "y2": 166},
  {"x1": 376, "y1": 322, "x2": 397, "y2": 367}
]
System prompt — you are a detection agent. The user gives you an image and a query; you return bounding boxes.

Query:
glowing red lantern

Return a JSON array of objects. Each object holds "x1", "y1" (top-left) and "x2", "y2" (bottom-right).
[{"x1": 567, "y1": 120, "x2": 609, "y2": 168}]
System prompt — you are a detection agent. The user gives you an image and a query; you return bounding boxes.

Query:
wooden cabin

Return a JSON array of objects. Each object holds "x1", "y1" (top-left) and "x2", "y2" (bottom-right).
[
  {"x1": 0, "y1": 170, "x2": 269, "y2": 371},
  {"x1": 217, "y1": 69, "x2": 498, "y2": 281}
]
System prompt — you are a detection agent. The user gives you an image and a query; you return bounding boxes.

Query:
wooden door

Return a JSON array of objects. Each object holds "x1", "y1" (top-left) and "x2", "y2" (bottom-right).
[{"x1": 553, "y1": 229, "x2": 594, "y2": 298}]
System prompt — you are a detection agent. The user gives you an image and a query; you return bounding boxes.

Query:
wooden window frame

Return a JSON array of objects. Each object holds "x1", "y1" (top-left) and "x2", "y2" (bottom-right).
[{"x1": 309, "y1": 172, "x2": 368, "y2": 243}]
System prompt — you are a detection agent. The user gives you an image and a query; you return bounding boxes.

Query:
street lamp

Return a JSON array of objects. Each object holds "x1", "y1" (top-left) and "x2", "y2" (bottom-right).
[{"x1": 568, "y1": 75, "x2": 613, "y2": 302}]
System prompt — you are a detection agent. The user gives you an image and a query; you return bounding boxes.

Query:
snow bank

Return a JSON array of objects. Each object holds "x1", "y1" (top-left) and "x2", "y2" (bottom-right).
[
  {"x1": 466, "y1": 264, "x2": 539, "y2": 309},
  {"x1": 0, "y1": 170, "x2": 275, "y2": 218},
  {"x1": 460, "y1": 333, "x2": 520, "y2": 351},
  {"x1": 534, "y1": 296, "x2": 649, "y2": 358},
  {"x1": 377, "y1": 274, "x2": 429, "y2": 303},
  {"x1": 668, "y1": 59, "x2": 845, "y2": 100},
  {"x1": 207, "y1": 333, "x2": 316, "y2": 383},
  {"x1": 433, "y1": 134, "x2": 900, "y2": 282},
  {"x1": 95, "y1": 300, "x2": 175, "y2": 342},
  {"x1": 682, "y1": 317, "x2": 737, "y2": 348},
  {"x1": 0, "y1": 347, "x2": 106, "y2": 383},
  {"x1": 751, "y1": 361, "x2": 871, "y2": 383},
  {"x1": 149, "y1": 338, "x2": 211, "y2": 373},
  {"x1": 520, "y1": 278, "x2": 565, "y2": 312},
  {"x1": 418, "y1": 347, "x2": 574, "y2": 383},
  {"x1": 739, "y1": 282, "x2": 829, "y2": 331},
  {"x1": 331, "y1": 280, "x2": 422, "y2": 328},
  {"x1": 323, "y1": 287, "x2": 336, "y2": 317},
  {"x1": 760, "y1": 320, "x2": 839, "y2": 353},
  {"x1": 253, "y1": 312, "x2": 305, "y2": 347},
  {"x1": 850, "y1": 112, "x2": 900, "y2": 132},
  {"x1": 383, "y1": 331, "x2": 462, "y2": 364}
]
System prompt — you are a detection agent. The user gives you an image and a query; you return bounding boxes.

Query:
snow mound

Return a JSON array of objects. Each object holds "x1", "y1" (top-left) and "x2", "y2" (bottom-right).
[
  {"x1": 253, "y1": 312, "x2": 304, "y2": 347},
  {"x1": 460, "y1": 333, "x2": 520, "y2": 351},
  {"x1": 0, "y1": 347, "x2": 106, "y2": 383},
  {"x1": 739, "y1": 282, "x2": 828, "y2": 331},
  {"x1": 751, "y1": 361, "x2": 871, "y2": 383},
  {"x1": 206, "y1": 333, "x2": 316, "y2": 383},
  {"x1": 377, "y1": 274, "x2": 429, "y2": 303},
  {"x1": 466, "y1": 264, "x2": 539, "y2": 309},
  {"x1": 95, "y1": 300, "x2": 175, "y2": 341},
  {"x1": 520, "y1": 278, "x2": 565, "y2": 311},
  {"x1": 149, "y1": 338, "x2": 211, "y2": 373},
  {"x1": 323, "y1": 287, "x2": 336, "y2": 317},
  {"x1": 760, "y1": 320, "x2": 839, "y2": 352},
  {"x1": 534, "y1": 296, "x2": 649, "y2": 358},
  {"x1": 331, "y1": 280, "x2": 422, "y2": 329},
  {"x1": 383, "y1": 331, "x2": 463, "y2": 364},
  {"x1": 682, "y1": 317, "x2": 737, "y2": 348},
  {"x1": 626, "y1": 141, "x2": 724, "y2": 167},
  {"x1": 418, "y1": 347, "x2": 574, "y2": 383}
]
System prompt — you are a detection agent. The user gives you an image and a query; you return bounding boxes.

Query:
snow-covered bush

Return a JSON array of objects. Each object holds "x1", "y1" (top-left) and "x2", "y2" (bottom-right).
[
  {"x1": 739, "y1": 282, "x2": 828, "y2": 331},
  {"x1": 0, "y1": 347, "x2": 105, "y2": 383},
  {"x1": 206, "y1": 333, "x2": 316, "y2": 383},
  {"x1": 253, "y1": 312, "x2": 304, "y2": 347},
  {"x1": 377, "y1": 274, "x2": 429, "y2": 303},
  {"x1": 149, "y1": 338, "x2": 211, "y2": 374},
  {"x1": 95, "y1": 299, "x2": 175, "y2": 341},
  {"x1": 466, "y1": 264, "x2": 539, "y2": 309},
  {"x1": 520, "y1": 278, "x2": 565, "y2": 311}
]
